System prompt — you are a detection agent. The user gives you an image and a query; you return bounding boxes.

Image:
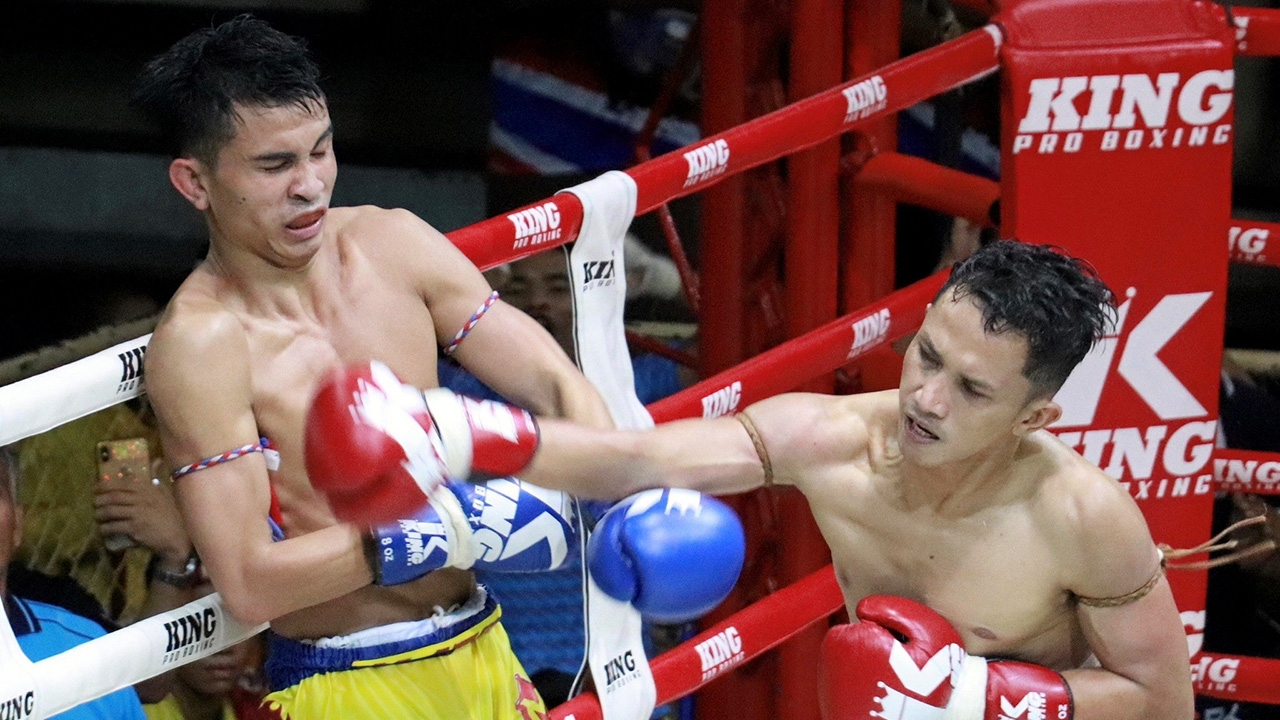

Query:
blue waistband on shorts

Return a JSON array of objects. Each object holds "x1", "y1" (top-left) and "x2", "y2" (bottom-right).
[{"x1": 265, "y1": 587, "x2": 501, "y2": 690}]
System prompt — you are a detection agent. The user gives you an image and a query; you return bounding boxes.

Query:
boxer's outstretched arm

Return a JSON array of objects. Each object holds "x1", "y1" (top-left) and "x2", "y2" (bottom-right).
[
  {"x1": 1057, "y1": 475, "x2": 1194, "y2": 720},
  {"x1": 148, "y1": 309, "x2": 372, "y2": 627},
  {"x1": 377, "y1": 208, "x2": 613, "y2": 430},
  {"x1": 522, "y1": 392, "x2": 864, "y2": 500}
]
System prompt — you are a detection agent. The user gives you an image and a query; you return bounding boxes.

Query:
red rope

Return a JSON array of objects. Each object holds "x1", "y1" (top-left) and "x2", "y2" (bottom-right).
[
  {"x1": 1212, "y1": 449, "x2": 1280, "y2": 496},
  {"x1": 550, "y1": 566, "x2": 845, "y2": 720},
  {"x1": 1228, "y1": 220, "x2": 1280, "y2": 269},
  {"x1": 443, "y1": 29, "x2": 1001, "y2": 272},
  {"x1": 647, "y1": 272, "x2": 946, "y2": 423},
  {"x1": 1193, "y1": 652, "x2": 1280, "y2": 705},
  {"x1": 1234, "y1": 7, "x2": 1280, "y2": 57}
]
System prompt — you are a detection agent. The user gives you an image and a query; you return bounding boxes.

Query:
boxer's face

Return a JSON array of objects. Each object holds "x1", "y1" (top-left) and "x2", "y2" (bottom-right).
[
  {"x1": 173, "y1": 101, "x2": 336, "y2": 269},
  {"x1": 899, "y1": 292, "x2": 1053, "y2": 467}
]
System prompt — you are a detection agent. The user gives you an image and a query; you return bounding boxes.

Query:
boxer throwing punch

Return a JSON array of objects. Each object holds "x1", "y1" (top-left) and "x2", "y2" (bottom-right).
[
  {"x1": 136, "y1": 15, "x2": 620, "y2": 720},
  {"x1": 320, "y1": 241, "x2": 1193, "y2": 720}
]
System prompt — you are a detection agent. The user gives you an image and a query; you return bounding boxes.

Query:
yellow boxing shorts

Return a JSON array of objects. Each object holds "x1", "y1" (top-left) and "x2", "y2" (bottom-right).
[{"x1": 264, "y1": 587, "x2": 547, "y2": 720}]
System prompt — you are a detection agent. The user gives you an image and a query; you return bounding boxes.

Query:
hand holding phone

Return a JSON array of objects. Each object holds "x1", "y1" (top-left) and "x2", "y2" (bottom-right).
[{"x1": 95, "y1": 439, "x2": 152, "y2": 551}]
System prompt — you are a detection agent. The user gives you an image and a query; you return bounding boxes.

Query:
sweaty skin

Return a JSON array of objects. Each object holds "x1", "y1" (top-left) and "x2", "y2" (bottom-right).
[
  {"x1": 146, "y1": 102, "x2": 612, "y2": 639},
  {"x1": 519, "y1": 293, "x2": 1194, "y2": 720}
]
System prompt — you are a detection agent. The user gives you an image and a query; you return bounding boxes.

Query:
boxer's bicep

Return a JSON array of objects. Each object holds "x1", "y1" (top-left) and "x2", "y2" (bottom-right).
[
  {"x1": 737, "y1": 393, "x2": 870, "y2": 491},
  {"x1": 1057, "y1": 480, "x2": 1193, "y2": 719},
  {"x1": 1068, "y1": 578, "x2": 1194, "y2": 720},
  {"x1": 386, "y1": 209, "x2": 496, "y2": 347},
  {"x1": 148, "y1": 311, "x2": 284, "y2": 621},
  {"x1": 149, "y1": 310, "x2": 259, "y2": 469},
  {"x1": 460, "y1": 302, "x2": 613, "y2": 428}
]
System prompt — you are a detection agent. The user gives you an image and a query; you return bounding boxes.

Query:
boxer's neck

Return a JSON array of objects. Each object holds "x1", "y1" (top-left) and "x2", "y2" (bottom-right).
[{"x1": 898, "y1": 433, "x2": 1029, "y2": 517}]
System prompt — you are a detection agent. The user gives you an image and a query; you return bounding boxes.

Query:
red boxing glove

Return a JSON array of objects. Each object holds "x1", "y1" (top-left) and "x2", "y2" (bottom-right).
[
  {"x1": 304, "y1": 361, "x2": 540, "y2": 524},
  {"x1": 820, "y1": 595, "x2": 1073, "y2": 720},
  {"x1": 305, "y1": 361, "x2": 446, "y2": 524}
]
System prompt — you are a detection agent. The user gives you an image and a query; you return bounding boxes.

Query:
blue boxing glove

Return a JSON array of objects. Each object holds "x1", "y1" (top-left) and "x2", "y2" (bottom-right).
[
  {"x1": 370, "y1": 478, "x2": 578, "y2": 585},
  {"x1": 588, "y1": 489, "x2": 745, "y2": 623}
]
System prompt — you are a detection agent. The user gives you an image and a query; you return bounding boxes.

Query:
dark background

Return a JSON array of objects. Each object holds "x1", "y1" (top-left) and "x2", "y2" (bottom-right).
[{"x1": 0, "y1": 0, "x2": 1276, "y2": 363}]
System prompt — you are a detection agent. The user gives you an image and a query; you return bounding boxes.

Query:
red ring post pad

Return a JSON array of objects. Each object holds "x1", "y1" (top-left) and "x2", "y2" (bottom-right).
[
  {"x1": 998, "y1": 0, "x2": 1235, "y2": 637},
  {"x1": 1227, "y1": 220, "x2": 1280, "y2": 269},
  {"x1": 647, "y1": 273, "x2": 945, "y2": 424},
  {"x1": 550, "y1": 565, "x2": 845, "y2": 720}
]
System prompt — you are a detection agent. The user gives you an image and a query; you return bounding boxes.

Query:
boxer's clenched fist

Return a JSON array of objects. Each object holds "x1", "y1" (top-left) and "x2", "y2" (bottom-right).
[
  {"x1": 304, "y1": 360, "x2": 540, "y2": 524},
  {"x1": 820, "y1": 595, "x2": 1073, "y2": 720}
]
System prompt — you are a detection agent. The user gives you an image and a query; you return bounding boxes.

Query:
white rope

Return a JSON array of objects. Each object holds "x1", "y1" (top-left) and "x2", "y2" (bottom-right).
[
  {"x1": 0, "y1": 334, "x2": 150, "y2": 446},
  {"x1": 0, "y1": 592, "x2": 266, "y2": 719}
]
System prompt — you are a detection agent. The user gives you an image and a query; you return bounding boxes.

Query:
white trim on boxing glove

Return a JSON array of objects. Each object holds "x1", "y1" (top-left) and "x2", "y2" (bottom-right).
[
  {"x1": 421, "y1": 388, "x2": 474, "y2": 479},
  {"x1": 944, "y1": 654, "x2": 991, "y2": 720},
  {"x1": 425, "y1": 484, "x2": 478, "y2": 570}
]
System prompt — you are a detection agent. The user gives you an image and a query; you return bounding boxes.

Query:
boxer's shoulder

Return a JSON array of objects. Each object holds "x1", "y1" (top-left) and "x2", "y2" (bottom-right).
[
  {"x1": 1030, "y1": 431, "x2": 1136, "y2": 515},
  {"x1": 1026, "y1": 433, "x2": 1159, "y2": 593},
  {"x1": 149, "y1": 297, "x2": 249, "y2": 385},
  {"x1": 332, "y1": 205, "x2": 445, "y2": 256},
  {"x1": 330, "y1": 206, "x2": 467, "y2": 291}
]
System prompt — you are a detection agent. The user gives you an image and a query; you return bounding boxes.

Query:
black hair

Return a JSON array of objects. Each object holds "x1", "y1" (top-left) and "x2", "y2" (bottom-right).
[
  {"x1": 935, "y1": 240, "x2": 1115, "y2": 397},
  {"x1": 130, "y1": 14, "x2": 325, "y2": 164}
]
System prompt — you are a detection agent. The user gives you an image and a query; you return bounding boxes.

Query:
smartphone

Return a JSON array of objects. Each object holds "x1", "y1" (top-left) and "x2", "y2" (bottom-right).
[{"x1": 95, "y1": 438, "x2": 151, "y2": 552}]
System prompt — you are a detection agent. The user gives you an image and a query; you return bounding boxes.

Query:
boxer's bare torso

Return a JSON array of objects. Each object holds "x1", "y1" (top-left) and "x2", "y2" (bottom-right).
[
  {"x1": 155, "y1": 206, "x2": 475, "y2": 639},
  {"x1": 775, "y1": 390, "x2": 1133, "y2": 670}
]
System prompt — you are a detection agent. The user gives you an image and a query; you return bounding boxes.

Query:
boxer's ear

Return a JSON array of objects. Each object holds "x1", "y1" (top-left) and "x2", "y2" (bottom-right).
[
  {"x1": 1014, "y1": 399, "x2": 1061, "y2": 436},
  {"x1": 169, "y1": 157, "x2": 210, "y2": 211}
]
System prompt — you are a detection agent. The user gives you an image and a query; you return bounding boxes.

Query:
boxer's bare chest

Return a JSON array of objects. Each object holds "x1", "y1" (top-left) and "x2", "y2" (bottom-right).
[
  {"x1": 810, "y1": 465, "x2": 1085, "y2": 668},
  {"x1": 230, "y1": 257, "x2": 441, "y2": 529}
]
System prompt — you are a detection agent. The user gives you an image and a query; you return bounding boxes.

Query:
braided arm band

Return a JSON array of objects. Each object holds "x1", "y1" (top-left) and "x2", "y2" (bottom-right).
[{"x1": 736, "y1": 411, "x2": 774, "y2": 488}]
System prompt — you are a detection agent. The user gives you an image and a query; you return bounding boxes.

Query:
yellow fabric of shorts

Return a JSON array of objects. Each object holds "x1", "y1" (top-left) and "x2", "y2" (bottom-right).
[{"x1": 264, "y1": 589, "x2": 546, "y2": 720}]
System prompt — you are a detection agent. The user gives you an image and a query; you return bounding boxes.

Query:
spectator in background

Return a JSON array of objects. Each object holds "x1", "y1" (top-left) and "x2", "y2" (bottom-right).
[
  {"x1": 140, "y1": 589, "x2": 277, "y2": 720},
  {"x1": 1, "y1": 444, "x2": 148, "y2": 720}
]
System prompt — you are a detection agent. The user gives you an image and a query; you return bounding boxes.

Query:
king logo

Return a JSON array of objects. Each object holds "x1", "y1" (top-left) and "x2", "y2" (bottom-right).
[{"x1": 1052, "y1": 289, "x2": 1210, "y2": 428}]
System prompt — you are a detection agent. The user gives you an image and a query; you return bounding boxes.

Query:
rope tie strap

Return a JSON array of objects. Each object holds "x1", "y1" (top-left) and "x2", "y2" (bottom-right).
[
  {"x1": 1159, "y1": 514, "x2": 1277, "y2": 571},
  {"x1": 443, "y1": 291, "x2": 500, "y2": 356}
]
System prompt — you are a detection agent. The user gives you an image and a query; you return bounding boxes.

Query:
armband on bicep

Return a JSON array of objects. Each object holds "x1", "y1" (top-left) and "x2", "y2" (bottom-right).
[
  {"x1": 736, "y1": 411, "x2": 774, "y2": 488},
  {"x1": 442, "y1": 291, "x2": 500, "y2": 356},
  {"x1": 1075, "y1": 562, "x2": 1164, "y2": 608}
]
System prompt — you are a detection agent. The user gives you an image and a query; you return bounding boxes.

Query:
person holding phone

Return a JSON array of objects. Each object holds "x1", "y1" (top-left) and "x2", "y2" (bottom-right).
[
  {"x1": 93, "y1": 438, "x2": 202, "y2": 599},
  {"x1": 2, "y1": 443, "x2": 149, "y2": 720}
]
